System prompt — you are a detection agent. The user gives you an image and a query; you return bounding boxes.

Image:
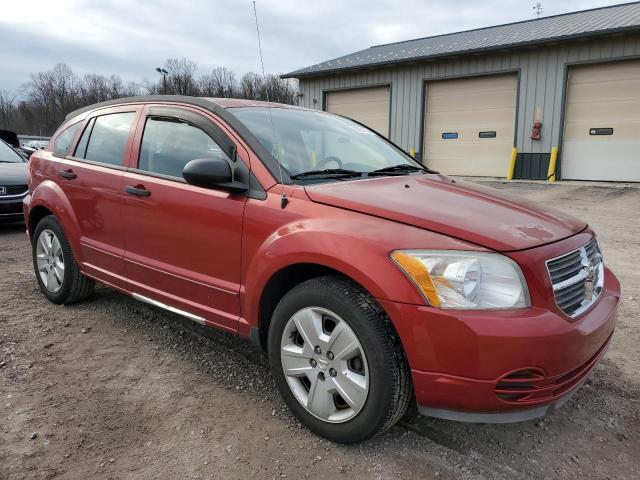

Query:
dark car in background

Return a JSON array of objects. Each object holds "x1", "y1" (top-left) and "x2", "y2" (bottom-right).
[
  {"x1": 0, "y1": 138, "x2": 28, "y2": 222},
  {"x1": 0, "y1": 129, "x2": 31, "y2": 160}
]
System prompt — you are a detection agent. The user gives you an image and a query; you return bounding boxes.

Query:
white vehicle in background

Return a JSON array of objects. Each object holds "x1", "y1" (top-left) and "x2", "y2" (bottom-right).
[{"x1": 25, "y1": 140, "x2": 49, "y2": 150}]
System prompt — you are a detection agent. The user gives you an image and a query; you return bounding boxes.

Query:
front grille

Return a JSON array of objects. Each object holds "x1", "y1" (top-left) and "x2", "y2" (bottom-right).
[
  {"x1": 546, "y1": 238, "x2": 604, "y2": 318},
  {"x1": 0, "y1": 202, "x2": 23, "y2": 214},
  {"x1": 0, "y1": 184, "x2": 28, "y2": 196}
]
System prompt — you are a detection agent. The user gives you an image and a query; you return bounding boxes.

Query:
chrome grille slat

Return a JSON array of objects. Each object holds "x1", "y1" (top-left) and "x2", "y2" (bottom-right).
[
  {"x1": 546, "y1": 238, "x2": 604, "y2": 318},
  {"x1": 548, "y1": 252, "x2": 581, "y2": 271},
  {"x1": 550, "y1": 264, "x2": 584, "y2": 283},
  {"x1": 0, "y1": 184, "x2": 28, "y2": 197},
  {"x1": 552, "y1": 269, "x2": 589, "y2": 292},
  {"x1": 550, "y1": 257, "x2": 582, "y2": 271},
  {"x1": 557, "y1": 287, "x2": 586, "y2": 309},
  {"x1": 555, "y1": 281, "x2": 585, "y2": 300}
]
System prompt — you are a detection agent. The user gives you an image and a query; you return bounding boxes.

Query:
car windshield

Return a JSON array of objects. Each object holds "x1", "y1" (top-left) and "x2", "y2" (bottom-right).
[
  {"x1": 0, "y1": 140, "x2": 24, "y2": 163},
  {"x1": 229, "y1": 107, "x2": 421, "y2": 180}
]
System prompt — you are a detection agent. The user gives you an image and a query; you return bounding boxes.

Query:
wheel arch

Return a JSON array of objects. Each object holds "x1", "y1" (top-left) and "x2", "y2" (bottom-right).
[
  {"x1": 27, "y1": 180, "x2": 82, "y2": 261},
  {"x1": 27, "y1": 205, "x2": 54, "y2": 238},
  {"x1": 256, "y1": 263, "x2": 347, "y2": 351}
]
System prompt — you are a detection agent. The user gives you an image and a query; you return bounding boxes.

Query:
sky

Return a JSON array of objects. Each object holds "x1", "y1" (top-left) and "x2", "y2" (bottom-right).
[{"x1": 0, "y1": 0, "x2": 630, "y2": 93}]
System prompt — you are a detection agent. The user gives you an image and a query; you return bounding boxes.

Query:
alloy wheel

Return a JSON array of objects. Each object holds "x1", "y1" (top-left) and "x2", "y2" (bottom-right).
[
  {"x1": 280, "y1": 306, "x2": 369, "y2": 423},
  {"x1": 35, "y1": 229, "x2": 65, "y2": 293}
]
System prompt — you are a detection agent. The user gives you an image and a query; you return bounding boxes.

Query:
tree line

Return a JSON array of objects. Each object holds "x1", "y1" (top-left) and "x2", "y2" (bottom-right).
[{"x1": 0, "y1": 58, "x2": 298, "y2": 136}]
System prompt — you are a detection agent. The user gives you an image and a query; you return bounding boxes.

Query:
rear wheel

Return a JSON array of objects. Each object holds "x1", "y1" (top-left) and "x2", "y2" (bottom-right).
[
  {"x1": 268, "y1": 276, "x2": 412, "y2": 443},
  {"x1": 32, "y1": 215, "x2": 94, "y2": 304}
]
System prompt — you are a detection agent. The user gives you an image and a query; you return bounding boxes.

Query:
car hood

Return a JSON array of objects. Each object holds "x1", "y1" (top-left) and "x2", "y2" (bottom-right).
[
  {"x1": 304, "y1": 174, "x2": 587, "y2": 252},
  {"x1": 0, "y1": 162, "x2": 28, "y2": 184}
]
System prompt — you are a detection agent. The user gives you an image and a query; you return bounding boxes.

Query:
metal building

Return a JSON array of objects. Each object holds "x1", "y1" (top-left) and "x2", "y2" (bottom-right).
[{"x1": 282, "y1": 2, "x2": 640, "y2": 182}]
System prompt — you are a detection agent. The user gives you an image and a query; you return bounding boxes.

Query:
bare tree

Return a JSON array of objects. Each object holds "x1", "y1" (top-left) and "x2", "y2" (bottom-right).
[
  {"x1": 163, "y1": 58, "x2": 199, "y2": 95},
  {"x1": 199, "y1": 67, "x2": 237, "y2": 97},
  {"x1": 3, "y1": 60, "x2": 298, "y2": 135},
  {"x1": 239, "y1": 72, "x2": 297, "y2": 104},
  {"x1": 239, "y1": 72, "x2": 263, "y2": 100},
  {"x1": 0, "y1": 91, "x2": 16, "y2": 130}
]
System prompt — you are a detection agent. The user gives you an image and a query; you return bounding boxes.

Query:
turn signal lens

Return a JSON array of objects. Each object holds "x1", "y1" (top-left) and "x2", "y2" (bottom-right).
[{"x1": 390, "y1": 251, "x2": 441, "y2": 306}]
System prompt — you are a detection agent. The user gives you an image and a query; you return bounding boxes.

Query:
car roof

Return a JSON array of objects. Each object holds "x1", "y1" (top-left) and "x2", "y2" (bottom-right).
[
  {"x1": 64, "y1": 95, "x2": 304, "y2": 122},
  {"x1": 62, "y1": 95, "x2": 304, "y2": 185}
]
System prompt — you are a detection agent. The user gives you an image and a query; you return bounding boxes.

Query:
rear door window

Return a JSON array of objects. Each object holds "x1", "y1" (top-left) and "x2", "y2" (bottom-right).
[
  {"x1": 138, "y1": 116, "x2": 231, "y2": 179},
  {"x1": 78, "y1": 112, "x2": 136, "y2": 166}
]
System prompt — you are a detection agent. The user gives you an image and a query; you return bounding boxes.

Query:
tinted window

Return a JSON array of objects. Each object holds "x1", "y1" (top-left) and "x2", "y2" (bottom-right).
[
  {"x1": 82, "y1": 112, "x2": 136, "y2": 166},
  {"x1": 53, "y1": 122, "x2": 82, "y2": 155},
  {"x1": 138, "y1": 117, "x2": 230, "y2": 178}
]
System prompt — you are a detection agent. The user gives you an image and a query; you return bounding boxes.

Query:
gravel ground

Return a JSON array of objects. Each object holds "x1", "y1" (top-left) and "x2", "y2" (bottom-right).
[{"x1": 1, "y1": 181, "x2": 639, "y2": 480}]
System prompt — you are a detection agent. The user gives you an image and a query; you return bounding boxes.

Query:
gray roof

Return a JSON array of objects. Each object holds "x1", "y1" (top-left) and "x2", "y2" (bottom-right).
[{"x1": 282, "y1": 2, "x2": 640, "y2": 78}]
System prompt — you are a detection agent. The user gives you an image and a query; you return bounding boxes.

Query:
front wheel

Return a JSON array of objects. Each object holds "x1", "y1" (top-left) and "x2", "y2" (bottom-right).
[{"x1": 268, "y1": 276, "x2": 412, "y2": 443}]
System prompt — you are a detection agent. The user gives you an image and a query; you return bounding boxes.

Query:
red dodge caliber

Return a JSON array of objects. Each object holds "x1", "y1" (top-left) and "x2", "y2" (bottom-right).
[{"x1": 24, "y1": 96, "x2": 619, "y2": 443}]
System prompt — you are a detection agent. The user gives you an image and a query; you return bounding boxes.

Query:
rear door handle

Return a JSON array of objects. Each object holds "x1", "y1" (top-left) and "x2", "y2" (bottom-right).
[
  {"x1": 125, "y1": 185, "x2": 151, "y2": 197},
  {"x1": 59, "y1": 169, "x2": 77, "y2": 179}
]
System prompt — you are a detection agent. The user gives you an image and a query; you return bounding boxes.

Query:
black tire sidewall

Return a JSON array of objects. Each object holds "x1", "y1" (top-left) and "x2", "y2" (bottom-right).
[
  {"x1": 32, "y1": 216, "x2": 78, "y2": 304},
  {"x1": 268, "y1": 279, "x2": 399, "y2": 443}
]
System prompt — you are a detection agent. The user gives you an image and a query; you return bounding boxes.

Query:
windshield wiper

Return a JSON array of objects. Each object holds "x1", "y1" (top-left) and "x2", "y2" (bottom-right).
[
  {"x1": 367, "y1": 164, "x2": 433, "y2": 176},
  {"x1": 290, "y1": 168, "x2": 363, "y2": 180}
]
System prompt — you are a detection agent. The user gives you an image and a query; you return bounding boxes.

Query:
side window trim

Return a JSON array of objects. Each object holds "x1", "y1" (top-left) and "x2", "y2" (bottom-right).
[
  {"x1": 134, "y1": 114, "x2": 230, "y2": 181},
  {"x1": 74, "y1": 117, "x2": 96, "y2": 159},
  {"x1": 145, "y1": 107, "x2": 236, "y2": 162}
]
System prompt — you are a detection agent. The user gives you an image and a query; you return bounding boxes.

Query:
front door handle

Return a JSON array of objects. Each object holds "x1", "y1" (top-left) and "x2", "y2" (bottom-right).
[
  {"x1": 125, "y1": 185, "x2": 151, "y2": 197},
  {"x1": 59, "y1": 169, "x2": 77, "y2": 179}
]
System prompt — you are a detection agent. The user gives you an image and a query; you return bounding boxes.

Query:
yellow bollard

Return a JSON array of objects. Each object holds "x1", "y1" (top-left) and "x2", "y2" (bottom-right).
[
  {"x1": 547, "y1": 146, "x2": 558, "y2": 182},
  {"x1": 507, "y1": 147, "x2": 518, "y2": 180},
  {"x1": 409, "y1": 147, "x2": 416, "y2": 158}
]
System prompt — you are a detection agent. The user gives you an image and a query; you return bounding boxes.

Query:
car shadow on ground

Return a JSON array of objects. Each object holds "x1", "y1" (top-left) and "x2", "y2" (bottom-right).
[
  {"x1": 59, "y1": 285, "x2": 640, "y2": 478},
  {"x1": 0, "y1": 221, "x2": 25, "y2": 234}
]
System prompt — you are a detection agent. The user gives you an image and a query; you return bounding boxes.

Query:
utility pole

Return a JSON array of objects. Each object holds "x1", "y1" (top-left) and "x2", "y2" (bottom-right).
[
  {"x1": 156, "y1": 67, "x2": 168, "y2": 94},
  {"x1": 532, "y1": 2, "x2": 543, "y2": 19}
]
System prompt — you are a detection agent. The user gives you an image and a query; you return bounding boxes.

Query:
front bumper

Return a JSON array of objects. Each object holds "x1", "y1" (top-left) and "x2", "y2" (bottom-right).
[
  {"x1": 379, "y1": 266, "x2": 619, "y2": 422},
  {"x1": 0, "y1": 194, "x2": 27, "y2": 222}
]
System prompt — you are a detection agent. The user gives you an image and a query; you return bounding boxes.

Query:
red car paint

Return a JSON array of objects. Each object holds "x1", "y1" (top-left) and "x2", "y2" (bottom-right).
[{"x1": 24, "y1": 97, "x2": 619, "y2": 419}]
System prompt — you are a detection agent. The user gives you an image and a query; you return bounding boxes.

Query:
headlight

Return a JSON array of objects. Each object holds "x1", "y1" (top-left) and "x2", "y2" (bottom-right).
[{"x1": 390, "y1": 250, "x2": 530, "y2": 309}]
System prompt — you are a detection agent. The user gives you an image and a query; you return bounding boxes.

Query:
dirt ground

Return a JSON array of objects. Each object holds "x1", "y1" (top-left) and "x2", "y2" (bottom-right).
[{"x1": 1, "y1": 181, "x2": 639, "y2": 480}]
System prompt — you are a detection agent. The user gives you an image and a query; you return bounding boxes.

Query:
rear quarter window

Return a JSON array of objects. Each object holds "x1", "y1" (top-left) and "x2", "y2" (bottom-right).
[{"x1": 53, "y1": 122, "x2": 82, "y2": 155}]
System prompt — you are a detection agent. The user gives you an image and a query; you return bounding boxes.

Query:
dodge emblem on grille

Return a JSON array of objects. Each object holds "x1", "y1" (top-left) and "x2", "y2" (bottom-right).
[
  {"x1": 0, "y1": 187, "x2": 6, "y2": 196},
  {"x1": 582, "y1": 259, "x2": 596, "y2": 301}
]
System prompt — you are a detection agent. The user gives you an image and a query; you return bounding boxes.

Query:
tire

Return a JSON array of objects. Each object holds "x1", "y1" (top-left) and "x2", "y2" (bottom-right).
[
  {"x1": 268, "y1": 275, "x2": 412, "y2": 443},
  {"x1": 32, "y1": 215, "x2": 94, "y2": 304}
]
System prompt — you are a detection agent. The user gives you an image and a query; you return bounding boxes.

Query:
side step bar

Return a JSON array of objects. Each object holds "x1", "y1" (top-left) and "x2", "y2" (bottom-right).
[{"x1": 132, "y1": 293, "x2": 206, "y2": 325}]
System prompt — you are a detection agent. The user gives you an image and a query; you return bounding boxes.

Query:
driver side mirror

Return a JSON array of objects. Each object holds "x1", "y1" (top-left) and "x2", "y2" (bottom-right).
[{"x1": 182, "y1": 158, "x2": 248, "y2": 193}]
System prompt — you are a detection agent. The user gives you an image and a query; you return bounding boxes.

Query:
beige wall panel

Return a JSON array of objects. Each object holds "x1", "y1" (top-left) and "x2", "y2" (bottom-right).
[
  {"x1": 326, "y1": 87, "x2": 390, "y2": 137},
  {"x1": 423, "y1": 74, "x2": 517, "y2": 177},
  {"x1": 563, "y1": 60, "x2": 640, "y2": 181}
]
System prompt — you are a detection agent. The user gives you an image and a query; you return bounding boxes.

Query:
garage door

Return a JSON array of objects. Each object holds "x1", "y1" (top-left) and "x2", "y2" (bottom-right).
[
  {"x1": 562, "y1": 60, "x2": 640, "y2": 182},
  {"x1": 423, "y1": 74, "x2": 517, "y2": 177},
  {"x1": 325, "y1": 86, "x2": 390, "y2": 137}
]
